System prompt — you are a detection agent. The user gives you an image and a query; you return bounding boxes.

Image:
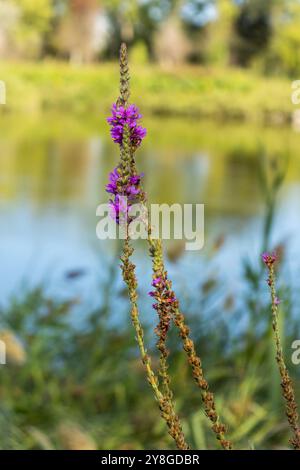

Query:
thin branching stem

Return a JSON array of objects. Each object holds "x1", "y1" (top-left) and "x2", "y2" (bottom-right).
[{"x1": 148, "y1": 233, "x2": 232, "y2": 450}]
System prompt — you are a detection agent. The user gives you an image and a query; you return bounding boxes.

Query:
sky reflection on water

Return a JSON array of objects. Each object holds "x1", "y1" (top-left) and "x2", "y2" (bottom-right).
[{"x1": 1, "y1": 115, "x2": 300, "y2": 330}]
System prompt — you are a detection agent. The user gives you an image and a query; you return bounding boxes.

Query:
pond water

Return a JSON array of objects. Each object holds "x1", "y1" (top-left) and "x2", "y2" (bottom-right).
[{"x1": 1, "y1": 112, "x2": 300, "y2": 324}]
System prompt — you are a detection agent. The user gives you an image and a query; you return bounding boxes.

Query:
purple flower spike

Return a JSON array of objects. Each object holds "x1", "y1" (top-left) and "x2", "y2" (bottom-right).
[
  {"x1": 107, "y1": 103, "x2": 147, "y2": 147},
  {"x1": 274, "y1": 296, "x2": 281, "y2": 305},
  {"x1": 127, "y1": 185, "x2": 140, "y2": 196},
  {"x1": 262, "y1": 252, "x2": 277, "y2": 267},
  {"x1": 152, "y1": 277, "x2": 163, "y2": 287},
  {"x1": 105, "y1": 165, "x2": 144, "y2": 222},
  {"x1": 106, "y1": 167, "x2": 120, "y2": 194}
]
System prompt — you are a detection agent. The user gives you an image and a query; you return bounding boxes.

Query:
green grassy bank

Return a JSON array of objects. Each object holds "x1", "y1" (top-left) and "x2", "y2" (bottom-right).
[{"x1": 0, "y1": 62, "x2": 296, "y2": 123}]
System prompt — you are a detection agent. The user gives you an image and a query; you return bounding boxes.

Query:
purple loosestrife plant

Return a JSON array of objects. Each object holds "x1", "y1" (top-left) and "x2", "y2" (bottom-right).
[
  {"x1": 103, "y1": 43, "x2": 300, "y2": 452},
  {"x1": 107, "y1": 103, "x2": 147, "y2": 148},
  {"x1": 148, "y1": 240, "x2": 176, "y2": 402},
  {"x1": 106, "y1": 102, "x2": 146, "y2": 224},
  {"x1": 105, "y1": 43, "x2": 189, "y2": 450},
  {"x1": 262, "y1": 252, "x2": 300, "y2": 449},
  {"x1": 109, "y1": 47, "x2": 232, "y2": 450}
]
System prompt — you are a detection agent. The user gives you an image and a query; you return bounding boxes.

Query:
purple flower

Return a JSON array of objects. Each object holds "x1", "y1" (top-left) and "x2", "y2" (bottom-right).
[
  {"x1": 129, "y1": 173, "x2": 144, "y2": 185},
  {"x1": 107, "y1": 103, "x2": 147, "y2": 147},
  {"x1": 109, "y1": 195, "x2": 128, "y2": 222},
  {"x1": 262, "y1": 252, "x2": 277, "y2": 267},
  {"x1": 105, "y1": 103, "x2": 146, "y2": 223},
  {"x1": 106, "y1": 169, "x2": 145, "y2": 223},
  {"x1": 152, "y1": 277, "x2": 163, "y2": 287},
  {"x1": 274, "y1": 296, "x2": 281, "y2": 305},
  {"x1": 127, "y1": 185, "x2": 140, "y2": 196},
  {"x1": 106, "y1": 167, "x2": 120, "y2": 194},
  {"x1": 106, "y1": 167, "x2": 144, "y2": 198}
]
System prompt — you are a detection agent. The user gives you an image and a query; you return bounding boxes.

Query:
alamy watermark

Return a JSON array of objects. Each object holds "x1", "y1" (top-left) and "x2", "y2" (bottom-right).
[
  {"x1": 96, "y1": 199, "x2": 204, "y2": 251},
  {"x1": 291, "y1": 340, "x2": 300, "y2": 365}
]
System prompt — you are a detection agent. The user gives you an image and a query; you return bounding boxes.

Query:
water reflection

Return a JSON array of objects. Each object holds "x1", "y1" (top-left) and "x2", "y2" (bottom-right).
[{"x1": 0, "y1": 113, "x2": 300, "y2": 306}]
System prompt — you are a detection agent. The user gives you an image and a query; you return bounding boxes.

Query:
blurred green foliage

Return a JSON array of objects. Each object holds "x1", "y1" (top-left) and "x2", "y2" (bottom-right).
[
  {"x1": 1, "y1": 0, "x2": 300, "y2": 453},
  {"x1": 0, "y1": 151, "x2": 299, "y2": 449},
  {"x1": 0, "y1": 245, "x2": 298, "y2": 450},
  {"x1": 0, "y1": 61, "x2": 294, "y2": 123}
]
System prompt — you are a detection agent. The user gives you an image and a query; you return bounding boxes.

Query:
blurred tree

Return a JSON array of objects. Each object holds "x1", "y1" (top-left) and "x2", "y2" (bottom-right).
[
  {"x1": 152, "y1": 0, "x2": 191, "y2": 65},
  {"x1": 102, "y1": 0, "x2": 139, "y2": 57},
  {"x1": 137, "y1": 0, "x2": 174, "y2": 58},
  {"x1": 181, "y1": 0, "x2": 217, "y2": 29},
  {"x1": 129, "y1": 41, "x2": 150, "y2": 65},
  {"x1": 1, "y1": 0, "x2": 299, "y2": 76},
  {"x1": 232, "y1": 0, "x2": 273, "y2": 66},
  {"x1": 0, "y1": 0, "x2": 53, "y2": 59},
  {"x1": 204, "y1": 0, "x2": 239, "y2": 65},
  {"x1": 0, "y1": 1, "x2": 19, "y2": 58},
  {"x1": 54, "y1": 0, "x2": 110, "y2": 63}
]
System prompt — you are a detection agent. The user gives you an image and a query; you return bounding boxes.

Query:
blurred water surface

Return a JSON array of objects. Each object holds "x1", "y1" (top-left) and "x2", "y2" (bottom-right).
[{"x1": 0, "y1": 113, "x2": 300, "y2": 314}]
